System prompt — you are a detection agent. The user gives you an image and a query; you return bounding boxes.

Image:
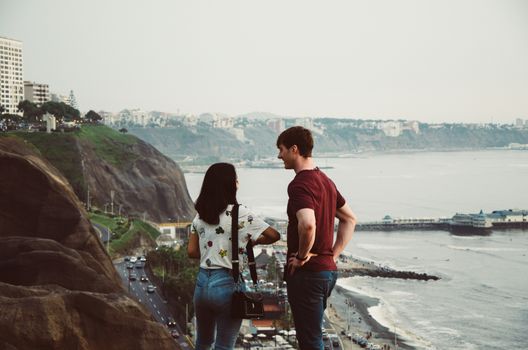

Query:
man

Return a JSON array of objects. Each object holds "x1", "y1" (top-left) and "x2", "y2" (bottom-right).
[{"x1": 277, "y1": 126, "x2": 357, "y2": 350}]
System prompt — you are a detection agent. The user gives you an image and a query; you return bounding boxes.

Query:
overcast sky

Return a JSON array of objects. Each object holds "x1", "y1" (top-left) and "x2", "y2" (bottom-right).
[{"x1": 1, "y1": 0, "x2": 527, "y2": 123}]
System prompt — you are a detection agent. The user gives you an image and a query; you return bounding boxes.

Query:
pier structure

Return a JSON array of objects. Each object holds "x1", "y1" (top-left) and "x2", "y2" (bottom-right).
[{"x1": 355, "y1": 209, "x2": 528, "y2": 232}]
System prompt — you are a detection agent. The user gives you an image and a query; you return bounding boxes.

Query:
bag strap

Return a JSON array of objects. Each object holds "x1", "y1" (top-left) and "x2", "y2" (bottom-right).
[
  {"x1": 246, "y1": 239, "x2": 258, "y2": 286},
  {"x1": 230, "y1": 204, "x2": 259, "y2": 287},
  {"x1": 231, "y1": 204, "x2": 240, "y2": 284}
]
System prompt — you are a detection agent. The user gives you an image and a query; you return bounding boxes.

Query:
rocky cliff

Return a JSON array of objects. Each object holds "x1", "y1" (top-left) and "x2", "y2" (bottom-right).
[
  {"x1": 2, "y1": 125, "x2": 195, "y2": 223},
  {"x1": 0, "y1": 137, "x2": 180, "y2": 350}
]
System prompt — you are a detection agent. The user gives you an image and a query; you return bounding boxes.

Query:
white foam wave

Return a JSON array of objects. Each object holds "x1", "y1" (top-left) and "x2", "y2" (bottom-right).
[
  {"x1": 357, "y1": 243, "x2": 409, "y2": 250},
  {"x1": 368, "y1": 303, "x2": 436, "y2": 350},
  {"x1": 447, "y1": 246, "x2": 524, "y2": 252}
]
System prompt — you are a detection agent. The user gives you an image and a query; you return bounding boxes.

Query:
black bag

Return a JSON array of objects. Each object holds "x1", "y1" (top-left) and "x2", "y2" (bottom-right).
[
  {"x1": 231, "y1": 290, "x2": 264, "y2": 319},
  {"x1": 230, "y1": 204, "x2": 264, "y2": 319}
]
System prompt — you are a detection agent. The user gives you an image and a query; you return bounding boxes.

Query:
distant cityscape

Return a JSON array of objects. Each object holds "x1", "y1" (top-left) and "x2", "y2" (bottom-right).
[{"x1": 2, "y1": 35, "x2": 528, "y2": 138}]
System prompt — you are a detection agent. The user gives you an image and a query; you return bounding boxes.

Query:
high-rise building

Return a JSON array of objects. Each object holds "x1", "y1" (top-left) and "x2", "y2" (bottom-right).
[
  {"x1": 0, "y1": 36, "x2": 24, "y2": 115},
  {"x1": 24, "y1": 81, "x2": 50, "y2": 106}
]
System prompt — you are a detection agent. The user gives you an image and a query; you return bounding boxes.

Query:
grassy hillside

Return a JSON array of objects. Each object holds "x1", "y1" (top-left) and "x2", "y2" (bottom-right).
[
  {"x1": 1, "y1": 125, "x2": 141, "y2": 199},
  {"x1": 77, "y1": 125, "x2": 139, "y2": 167}
]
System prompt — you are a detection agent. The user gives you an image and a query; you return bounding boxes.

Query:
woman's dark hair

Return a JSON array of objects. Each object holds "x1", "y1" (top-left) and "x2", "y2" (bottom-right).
[
  {"x1": 276, "y1": 126, "x2": 313, "y2": 157},
  {"x1": 195, "y1": 163, "x2": 238, "y2": 225}
]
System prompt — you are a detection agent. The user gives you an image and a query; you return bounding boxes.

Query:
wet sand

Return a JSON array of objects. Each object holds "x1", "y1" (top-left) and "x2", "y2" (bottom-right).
[
  {"x1": 324, "y1": 256, "x2": 420, "y2": 349},
  {"x1": 327, "y1": 285, "x2": 415, "y2": 350}
]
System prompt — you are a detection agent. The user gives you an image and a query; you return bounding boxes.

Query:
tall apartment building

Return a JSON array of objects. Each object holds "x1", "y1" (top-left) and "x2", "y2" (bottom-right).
[
  {"x1": 0, "y1": 36, "x2": 24, "y2": 114},
  {"x1": 24, "y1": 81, "x2": 50, "y2": 106}
]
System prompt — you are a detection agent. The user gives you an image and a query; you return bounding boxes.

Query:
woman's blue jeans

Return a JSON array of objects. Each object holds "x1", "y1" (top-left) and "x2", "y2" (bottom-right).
[
  {"x1": 193, "y1": 268, "x2": 242, "y2": 350},
  {"x1": 287, "y1": 270, "x2": 338, "y2": 350}
]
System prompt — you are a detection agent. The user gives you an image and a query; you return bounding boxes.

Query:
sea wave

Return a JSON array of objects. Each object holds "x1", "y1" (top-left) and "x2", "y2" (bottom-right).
[
  {"x1": 447, "y1": 245, "x2": 525, "y2": 252},
  {"x1": 338, "y1": 278, "x2": 435, "y2": 349},
  {"x1": 368, "y1": 302, "x2": 436, "y2": 350}
]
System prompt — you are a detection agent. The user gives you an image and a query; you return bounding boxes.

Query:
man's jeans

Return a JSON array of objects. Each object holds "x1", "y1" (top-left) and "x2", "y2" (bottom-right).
[
  {"x1": 193, "y1": 268, "x2": 242, "y2": 350},
  {"x1": 287, "y1": 270, "x2": 338, "y2": 350}
]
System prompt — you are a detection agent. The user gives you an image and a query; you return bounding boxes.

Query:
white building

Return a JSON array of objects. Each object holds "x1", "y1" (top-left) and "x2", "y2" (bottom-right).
[
  {"x1": 0, "y1": 36, "x2": 24, "y2": 115},
  {"x1": 515, "y1": 118, "x2": 526, "y2": 129},
  {"x1": 200, "y1": 113, "x2": 234, "y2": 128},
  {"x1": 294, "y1": 117, "x2": 314, "y2": 130},
  {"x1": 380, "y1": 121, "x2": 402, "y2": 137},
  {"x1": 24, "y1": 81, "x2": 50, "y2": 106},
  {"x1": 182, "y1": 114, "x2": 198, "y2": 127},
  {"x1": 267, "y1": 119, "x2": 285, "y2": 133},
  {"x1": 50, "y1": 93, "x2": 69, "y2": 104}
]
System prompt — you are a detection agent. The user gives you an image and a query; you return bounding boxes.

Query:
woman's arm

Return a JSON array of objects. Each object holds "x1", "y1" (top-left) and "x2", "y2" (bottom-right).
[
  {"x1": 253, "y1": 226, "x2": 280, "y2": 245},
  {"x1": 187, "y1": 233, "x2": 200, "y2": 259}
]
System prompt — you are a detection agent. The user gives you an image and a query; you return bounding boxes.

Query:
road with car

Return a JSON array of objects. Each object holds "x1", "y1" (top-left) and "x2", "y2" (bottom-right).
[{"x1": 114, "y1": 259, "x2": 191, "y2": 349}]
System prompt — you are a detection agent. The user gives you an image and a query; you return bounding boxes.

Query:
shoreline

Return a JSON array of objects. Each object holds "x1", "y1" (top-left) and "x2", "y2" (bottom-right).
[
  {"x1": 323, "y1": 255, "x2": 437, "y2": 349},
  {"x1": 327, "y1": 284, "x2": 417, "y2": 350}
]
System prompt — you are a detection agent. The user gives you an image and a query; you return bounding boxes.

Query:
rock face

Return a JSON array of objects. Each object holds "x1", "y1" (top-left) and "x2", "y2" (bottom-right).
[
  {"x1": 78, "y1": 136, "x2": 195, "y2": 222},
  {"x1": 0, "y1": 138, "x2": 179, "y2": 350}
]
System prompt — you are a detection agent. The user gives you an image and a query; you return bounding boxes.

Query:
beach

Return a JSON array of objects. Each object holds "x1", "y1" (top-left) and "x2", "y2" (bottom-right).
[
  {"x1": 326, "y1": 284, "x2": 415, "y2": 350},
  {"x1": 324, "y1": 257, "x2": 421, "y2": 350}
]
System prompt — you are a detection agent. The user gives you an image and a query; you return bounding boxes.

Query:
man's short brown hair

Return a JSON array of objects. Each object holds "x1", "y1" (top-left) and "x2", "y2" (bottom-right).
[{"x1": 276, "y1": 126, "x2": 313, "y2": 157}]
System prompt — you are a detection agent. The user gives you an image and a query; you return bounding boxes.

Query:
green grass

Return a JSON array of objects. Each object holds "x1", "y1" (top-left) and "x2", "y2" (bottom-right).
[
  {"x1": 107, "y1": 219, "x2": 160, "y2": 255},
  {"x1": 88, "y1": 213, "x2": 159, "y2": 256},
  {"x1": 88, "y1": 213, "x2": 120, "y2": 231},
  {"x1": 5, "y1": 132, "x2": 85, "y2": 196},
  {"x1": 77, "y1": 125, "x2": 139, "y2": 168}
]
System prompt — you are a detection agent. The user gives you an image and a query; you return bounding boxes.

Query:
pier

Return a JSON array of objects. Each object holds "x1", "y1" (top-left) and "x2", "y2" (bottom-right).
[{"x1": 355, "y1": 209, "x2": 528, "y2": 233}]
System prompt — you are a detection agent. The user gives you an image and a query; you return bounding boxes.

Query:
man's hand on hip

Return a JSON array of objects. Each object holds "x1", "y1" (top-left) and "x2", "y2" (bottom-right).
[{"x1": 287, "y1": 252, "x2": 318, "y2": 276}]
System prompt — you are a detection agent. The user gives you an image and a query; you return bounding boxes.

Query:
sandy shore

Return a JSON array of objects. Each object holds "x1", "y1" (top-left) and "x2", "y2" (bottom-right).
[
  {"x1": 326, "y1": 284, "x2": 415, "y2": 350},
  {"x1": 323, "y1": 256, "x2": 421, "y2": 350}
]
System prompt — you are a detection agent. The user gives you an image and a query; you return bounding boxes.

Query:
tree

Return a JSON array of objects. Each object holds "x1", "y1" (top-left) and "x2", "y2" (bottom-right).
[
  {"x1": 85, "y1": 110, "x2": 102, "y2": 123},
  {"x1": 39, "y1": 101, "x2": 80, "y2": 122},
  {"x1": 17, "y1": 100, "x2": 43, "y2": 122},
  {"x1": 63, "y1": 103, "x2": 81, "y2": 121},
  {"x1": 119, "y1": 127, "x2": 128, "y2": 133},
  {"x1": 41, "y1": 101, "x2": 65, "y2": 119},
  {"x1": 0, "y1": 113, "x2": 22, "y2": 129}
]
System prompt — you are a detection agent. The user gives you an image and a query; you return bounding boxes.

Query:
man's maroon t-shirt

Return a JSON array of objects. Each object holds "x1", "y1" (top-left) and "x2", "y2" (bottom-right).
[{"x1": 286, "y1": 167, "x2": 346, "y2": 272}]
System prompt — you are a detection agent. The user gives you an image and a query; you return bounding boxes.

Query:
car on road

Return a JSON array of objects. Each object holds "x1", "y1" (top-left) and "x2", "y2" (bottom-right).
[
  {"x1": 147, "y1": 284, "x2": 156, "y2": 293},
  {"x1": 140, "y1": 256, "x2": 147, "y2": 262},
  {"x1": 170, "y1": 330, "x2": 180, "y2": 339},
  {"x1": 126, "y1": 263, "x2": 134, "y2": 269},
  {"x1": 331, "y1": 338, "x2": 340, "y2": 348},
  {"x1": 124, "y1": 256, "x2": 130, "y2": 262},
  {"x1": 140, "y1": 275, "x2": 148, "y2": 282},
  {"x1": 135, "y1": 262, "x2": 143, "y2": 269},
  {"x1": 167, "y1": 318, "x2": 176, "y2": 328},
  {"x1": 130, "y1": 256, "x2": 137, "y2": 263},
  {"x1": 129, "y1": 273, "x2": 138, "y2": 281}
]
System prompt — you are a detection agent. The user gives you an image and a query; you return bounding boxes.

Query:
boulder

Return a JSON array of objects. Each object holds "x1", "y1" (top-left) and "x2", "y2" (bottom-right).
[{"x1": 0, "y1": 138, "x2": 179, "y2": 349}]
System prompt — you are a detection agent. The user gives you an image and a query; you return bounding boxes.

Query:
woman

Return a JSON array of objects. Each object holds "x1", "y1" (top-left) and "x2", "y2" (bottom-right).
[{"x1": 188, "y1": 163, "x2": 280, "y2": 350}]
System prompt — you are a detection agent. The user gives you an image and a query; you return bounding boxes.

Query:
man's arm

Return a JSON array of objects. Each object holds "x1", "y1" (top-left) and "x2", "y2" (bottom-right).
[
  {"x1": 287, "y1": 208, "x2": 317, "y2": 275},
  {"x1": 332, "y1": 203, "x2": 357, "y2": 261},
  {"x1": 296, "y1": 208, "x2": 316, "y2": 259}
]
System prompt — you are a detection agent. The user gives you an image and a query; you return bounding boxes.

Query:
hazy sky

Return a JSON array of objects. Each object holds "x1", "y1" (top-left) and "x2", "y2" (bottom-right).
[{"x1": 1, "y1": 0, "x2": 527, "y2": 123}]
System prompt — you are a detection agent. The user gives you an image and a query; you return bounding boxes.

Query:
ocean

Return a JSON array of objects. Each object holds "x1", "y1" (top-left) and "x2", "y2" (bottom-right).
[{"x1": 184, "y1": 150, "x2": 528, "y2": 349}]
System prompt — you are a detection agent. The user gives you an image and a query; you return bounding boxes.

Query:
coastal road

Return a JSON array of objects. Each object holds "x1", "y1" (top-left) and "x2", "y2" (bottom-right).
[
  {"x1": 92, "y1": 223, "x2": 111, "y2": 243},
  {"x1": 115, "y1": 261, "x2": 191, "y2": 349}
]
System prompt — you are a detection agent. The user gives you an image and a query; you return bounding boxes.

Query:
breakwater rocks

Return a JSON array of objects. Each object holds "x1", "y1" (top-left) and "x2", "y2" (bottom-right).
[{"x1": 339, "y1": 267, "x2": 440, "y2": 281}]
